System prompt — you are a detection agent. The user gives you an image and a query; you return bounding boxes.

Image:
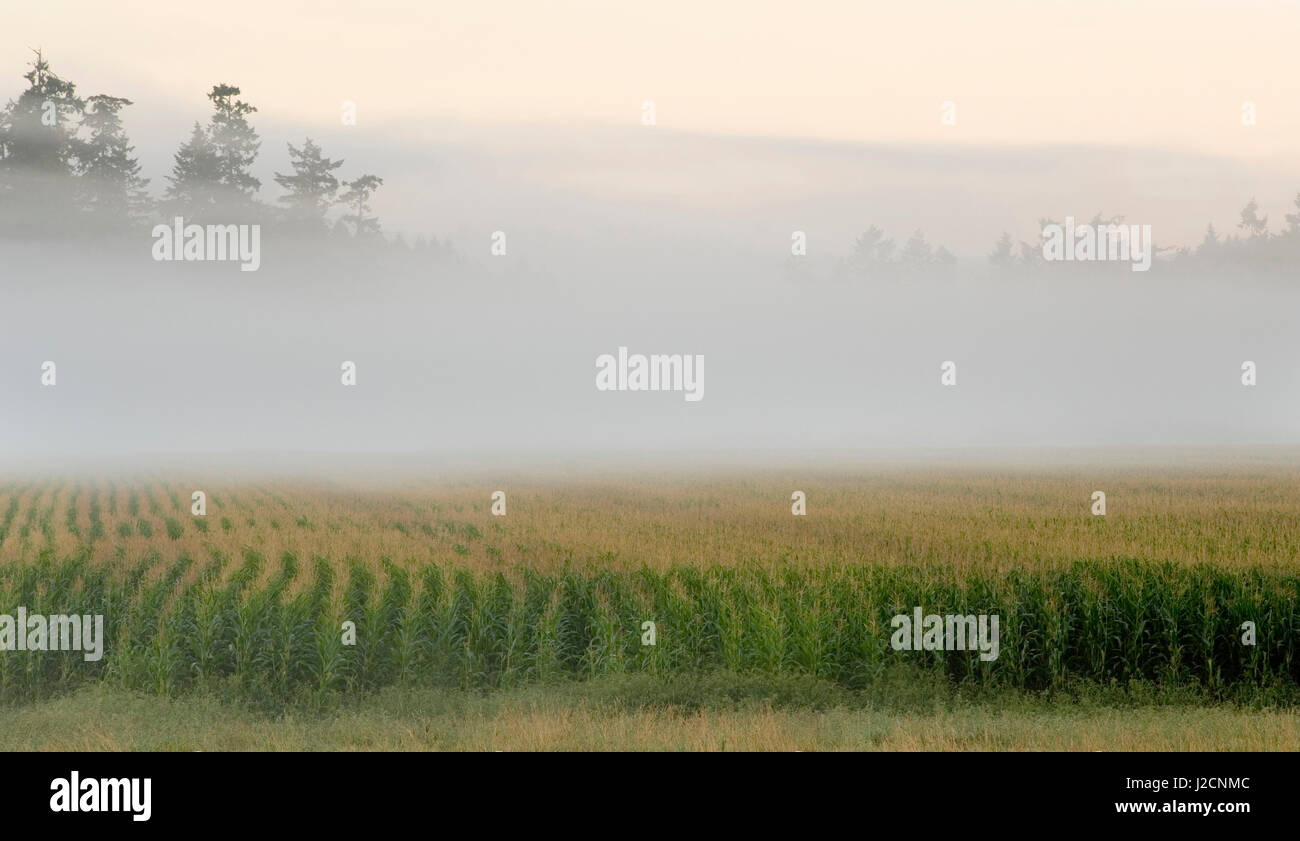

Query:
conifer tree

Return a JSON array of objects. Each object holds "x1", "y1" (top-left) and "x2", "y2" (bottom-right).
[
  {"x1": 339, "y1": 174, "x2": 383, "y2": 237},
  {"x1": 75, "y1": 94, "x2": 151, "y2": 227},
  {"x1": 900, "y1": 229, "x2": 935, "y2": 268},
  {"x1": 1284, "y1": 194, "x2": 1300, "y2": 234},
  {"x1": 1238, "y1": 198, "x2": 1268, "y2": 239},
  {"x1": 988, "y1": 232, "x2": 1015, "y2": 266},
  {"x1": 163, "y1": 84, "x2": 261, "y2": 220},
  {"x1": 163, "y1": 122, "x2": 222, "y2": 220},
  {"x1": 0, "y1": 50, "x2": 84, "y2": 228},
  {"x1": 274, "y1": 138, "x2": 343, "y2": 232},
  {"x1": 206, "y1": 84, "x2": 261, "y2": 206}
]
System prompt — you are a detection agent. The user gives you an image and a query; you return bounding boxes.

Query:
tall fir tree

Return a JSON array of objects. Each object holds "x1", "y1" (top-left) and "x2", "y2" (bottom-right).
[
  {"x1": 206, "y1": 84, "x2": 261, "y2": 207},
  {"x1": 273, "y1": 138, "x2": 343, "y2": 233},
  {"x1": 74, "y1": 94, "x2": 151, "y2": 228},
  {"x1": 0, "y1": 50, "x2": 84, "y2": 231},
  {"x1": 989, "y1": 232, "x2": 1015, "y2": 267},
  {"x1": 163, "y1": 122, "x2": 222, "y2": 221},
  {"x1": 339, "y1": 174, "x2": 383, "y2": 238},
  {"x1": 1238, "y1": 198, "x2": 1268, "y2": 239},
  {"x1": 162, "y1": 84, "x2": 261, "y2": 221}
]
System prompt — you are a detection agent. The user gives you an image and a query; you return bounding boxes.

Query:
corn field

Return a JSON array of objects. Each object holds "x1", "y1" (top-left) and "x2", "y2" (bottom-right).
[
  {"x1": 1, "y1": 551, "x2": 1298, "y2": 705},
  {"x1": 0, "y1": 473, "x2": 1297, "y2": 706}
]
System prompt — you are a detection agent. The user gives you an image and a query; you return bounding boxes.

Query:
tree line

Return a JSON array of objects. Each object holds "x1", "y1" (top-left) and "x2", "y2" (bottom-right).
[
  {"x1": 843, "y1": 200, "x2": 1300, "y2": 276},
  {"x1": 5, "y1": 49, "x2": 1299, "y2": 270},
  {"x1": 0, "y1": 50, "x2": 394, "y2": 243}
]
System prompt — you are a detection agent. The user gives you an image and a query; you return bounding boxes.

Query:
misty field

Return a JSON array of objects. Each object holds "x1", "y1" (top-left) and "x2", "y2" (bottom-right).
[{"x1": 1, "y1": 461, "x2": 1298, "y2": 748}]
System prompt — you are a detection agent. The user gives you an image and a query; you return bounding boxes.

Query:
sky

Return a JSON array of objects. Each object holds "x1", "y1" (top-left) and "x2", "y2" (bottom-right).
[
  {"x1": 6, "y1": 0, "x2": 1298, "y2": 159},
  {"x1": 4, "y1": 0, "x2": 1299, "y2": 253}
]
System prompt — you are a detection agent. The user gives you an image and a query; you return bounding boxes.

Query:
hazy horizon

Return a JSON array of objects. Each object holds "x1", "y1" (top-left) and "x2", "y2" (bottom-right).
[{"x1": 4, "y1": 1, "x2": 1299, "y2": 466}]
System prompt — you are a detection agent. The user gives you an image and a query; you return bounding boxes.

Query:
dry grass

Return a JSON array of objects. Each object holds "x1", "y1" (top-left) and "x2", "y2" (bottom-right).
[{"x1": 6, "y1": 683, "x2": 1296, "y2": 751}]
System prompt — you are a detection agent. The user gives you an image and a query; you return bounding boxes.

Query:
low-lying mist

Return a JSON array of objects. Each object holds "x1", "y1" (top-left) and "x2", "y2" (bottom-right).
[{"x1": 2, "y1": 230, "x2": 1296, "y2": 471}]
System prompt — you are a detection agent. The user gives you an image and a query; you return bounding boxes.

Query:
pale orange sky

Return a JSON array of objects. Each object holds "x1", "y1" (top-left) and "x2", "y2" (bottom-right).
[{"x1": 5, "y1": 0, "x2": 1298, "y2": 167}]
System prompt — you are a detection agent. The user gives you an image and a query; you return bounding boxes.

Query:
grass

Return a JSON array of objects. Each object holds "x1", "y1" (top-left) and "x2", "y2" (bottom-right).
[{"x1": 6, "y1": 674, "x2": 1297, "y2": 751}]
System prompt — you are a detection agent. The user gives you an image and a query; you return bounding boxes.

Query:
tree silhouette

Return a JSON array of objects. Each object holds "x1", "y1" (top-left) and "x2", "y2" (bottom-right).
[
  {"x1": 163, "y1": 122, "x2": 222, "y2": 221},
  {"x1": 900, "y1": 229, "x2": 935, "y2": 268},
  {"x1": 988, "y1": 232, "x2": 1014, "y2": 267},
  {"x1": 206, "y1": 84, "x2": 261, "y2": 207},
  {"x1": 0, "y1": 54, "x2": 414, "y2": 248},
  {"x1": 0, "y1": 50, "x2": 84, "y2": 229},
  {"x1": 162, "y1": 84, "x2": 261, "y2": 221},
  {"x1": 274, "y1": 138, "x2": 343, "y2": 233},
  {"x1": 1238, "y1": 198, "x2": 1268, "y2": 239},
  {"x1": 848, "y1": 225, "x2": 894, "y2": 271},
  {"x1": 75, "y1": 94, "x2": 151, "y2": 228},
  {"x1": 1284, "y1": 193, "x2": 1300, "y2": 234},
  {"x1": 1197, "y1": 223, "x2": 1220, "y2": 258},
  {"x1": 339, "y1": 174, "x2": 383, "y2": 237}
]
